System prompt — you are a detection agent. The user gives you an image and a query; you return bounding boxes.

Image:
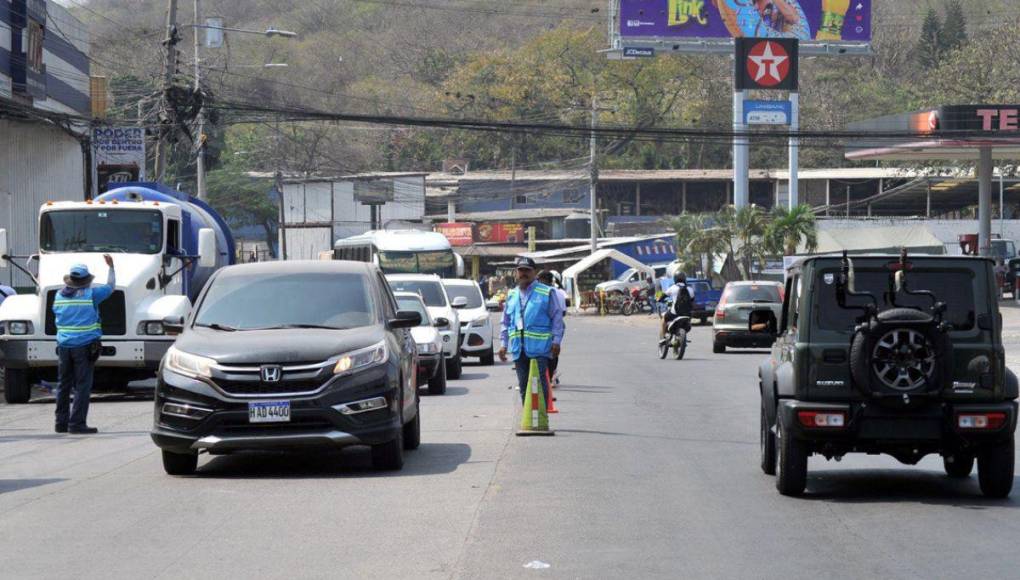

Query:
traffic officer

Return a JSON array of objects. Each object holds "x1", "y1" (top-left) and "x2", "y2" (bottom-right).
[
  {"x1": 53, "y1": 255, "x2": 115, "y2": 434},
  {"x1": 499, "y1": 257, "x2": 564, "y2": 404}
]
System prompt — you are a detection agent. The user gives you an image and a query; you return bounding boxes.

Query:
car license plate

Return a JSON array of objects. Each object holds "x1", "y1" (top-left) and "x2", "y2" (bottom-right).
[{"x1": 248, "y1": 401, "x2": 291, "y2": 423}]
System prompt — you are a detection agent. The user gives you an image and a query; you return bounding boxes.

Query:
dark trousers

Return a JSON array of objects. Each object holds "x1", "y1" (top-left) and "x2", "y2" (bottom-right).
[
  {"x1": 55, "y1": 344, "x2": 95, "y2": 429},
  {"x1": 513, "y1": 354, "x2": 550, "y2": 405}
]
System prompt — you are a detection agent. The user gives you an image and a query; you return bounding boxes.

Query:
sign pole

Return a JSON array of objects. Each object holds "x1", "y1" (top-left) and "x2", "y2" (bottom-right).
[
  {"x1": 788, "y1": 91, "x2": 799, "y2": 209},
  {"x1": 733, "y1": 89, "x2": 749, "y2": 209}
]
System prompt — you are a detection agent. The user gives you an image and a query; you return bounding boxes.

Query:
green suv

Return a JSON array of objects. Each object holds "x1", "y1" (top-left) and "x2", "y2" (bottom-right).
[{"x1": 756, "y1": 252, "x2": 1017, "y2": 497}]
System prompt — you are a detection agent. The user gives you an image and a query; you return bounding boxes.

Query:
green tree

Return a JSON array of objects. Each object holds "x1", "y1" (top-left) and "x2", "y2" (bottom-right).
[
  {"x1": 766, "y1": 205, "x2": 818, "y2": 257},
  {"x1": 941, "y1": 0, "x2": 968, "y2": 54},
  {"x1": 915, "y1": 8, "x2": 943, "y2": 70},
  {"x1": 733, "y1": 205, "x2": 770, "y2": 280}
]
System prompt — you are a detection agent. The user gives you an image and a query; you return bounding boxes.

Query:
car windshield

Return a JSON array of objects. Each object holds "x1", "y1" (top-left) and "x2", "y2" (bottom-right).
[
  {"x1": 40, "y1": 209, "x2": 163, "y2": 254},
  {"x1": 815, "y1": 267, "x2": 976, "y2": 332},
  {"x1": 616, "y1": 268, "x2": 636, "y2": 282},
  {"x1": 692, "y1": 282, "x2": 711, "y2": 293},
  {"x1": 388, "y1": 279, "x2": 448, "y2": 307},
  {"x1": 443, "y1": 283, "x2": 483, "y2": 308},
  {"x1": 725, "y1": 284, "x2": 781, "y2": 303},
  {"x1": 395, "y1": 296, "x2": 431, "y2": 326},
  {"x1": 195, "y1": 272, "x2": 376, "y2": 330}
]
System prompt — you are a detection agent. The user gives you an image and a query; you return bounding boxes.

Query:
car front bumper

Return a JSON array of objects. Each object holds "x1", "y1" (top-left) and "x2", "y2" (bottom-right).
[
  {"x1": 459, "y1": 323, "x2": 493, "y2": 354},
  {"x1": 150, "y1": 366, "x2": 402, "y2": 455}
]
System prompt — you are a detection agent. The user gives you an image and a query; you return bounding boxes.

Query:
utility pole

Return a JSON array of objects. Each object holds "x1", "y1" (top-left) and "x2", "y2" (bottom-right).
[
  {"x1": 589, "y1": 94, "x2": 599, "y2": 255},
  {"x1": 154, "y1": 0, "x2": 179, "y2": 181},
  {"x1": 193, "y1": 0, "x2": 207, "y2": 201}
]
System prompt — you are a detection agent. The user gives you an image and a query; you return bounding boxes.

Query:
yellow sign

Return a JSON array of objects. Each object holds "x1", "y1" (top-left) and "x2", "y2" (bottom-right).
[{"x1": 668, "y1": 0, "x2": 707, "y2": 27}]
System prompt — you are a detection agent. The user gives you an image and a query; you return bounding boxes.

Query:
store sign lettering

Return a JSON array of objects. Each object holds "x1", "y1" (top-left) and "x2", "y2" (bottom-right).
[{"x1": 976, "y1": 108, "x2": 1020, "y2": 132}]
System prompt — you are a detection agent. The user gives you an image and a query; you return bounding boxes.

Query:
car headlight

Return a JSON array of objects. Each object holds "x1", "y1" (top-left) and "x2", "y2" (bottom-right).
[
  {"x1": 469, "y1": 316, "x2": 489, "y2": 328},
  {"x1": 7, "y1": 321, "x2": 33, "y2": 335},
  {"x1": 333, "y1": 341, "x2": 387, "y2": 375},
  {"x1": 137, "y1": 321, "x2": 165, "y2": 336},
  {"x1": 164, "y1": 346, "x2": 216, "y2": 379},
  {"x1": 417, "y1": 342, "x2": 440, "y2": 354}
]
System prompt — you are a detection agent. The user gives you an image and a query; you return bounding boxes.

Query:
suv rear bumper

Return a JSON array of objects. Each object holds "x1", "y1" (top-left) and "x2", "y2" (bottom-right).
[{"x1": 778, "y1": 399, "x2": 1018, "y2": 448}]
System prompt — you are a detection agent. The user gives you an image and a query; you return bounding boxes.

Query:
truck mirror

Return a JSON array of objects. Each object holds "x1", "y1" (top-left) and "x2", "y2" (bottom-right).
[
  {"x1": 197, "y1": 228, "x2": 217, "y2": 268},
  {"x1": 451, "y1": 296, "x2": 468, "y2": 308},
  {"x1": 0, "y1": 229, "x2": 7, "y2": 268},
  {"x1": 894, "y1": 270, "x2": 904, "y2": 294}
]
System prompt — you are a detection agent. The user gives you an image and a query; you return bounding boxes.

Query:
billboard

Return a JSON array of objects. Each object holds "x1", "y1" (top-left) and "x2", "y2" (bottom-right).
[
  {"x1": 619, "y1": 0, "x2": 871, "y2": 43},
  {"x1": 477, "y1": 223, "x2": 525, "y2": 244},
  {"x1": 435, "y1": 222, "x2": 475, "y2": 246},
  {"x1": 92, "y1": 126, "x2": 146, "y2": 193}
]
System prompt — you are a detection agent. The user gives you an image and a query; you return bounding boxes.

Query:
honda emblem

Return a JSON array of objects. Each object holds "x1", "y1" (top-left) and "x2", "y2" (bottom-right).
[{"x1": 261, "y1": 365, "x2": 282, "y2": 383}]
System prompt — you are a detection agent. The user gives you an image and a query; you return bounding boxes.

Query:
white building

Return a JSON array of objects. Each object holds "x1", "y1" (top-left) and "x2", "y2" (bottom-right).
[
  {"x1": 1, "y1": 0, "x2": 91, "y2": 288},
  {"x1": 279, "y1": 172, "x2": 428, "y2": 260}
]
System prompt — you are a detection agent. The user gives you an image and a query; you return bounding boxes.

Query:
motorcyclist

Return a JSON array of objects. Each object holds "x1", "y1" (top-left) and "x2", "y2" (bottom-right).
[{"x1": 660, "y1": 272, "x2": 695, "y2": 341}]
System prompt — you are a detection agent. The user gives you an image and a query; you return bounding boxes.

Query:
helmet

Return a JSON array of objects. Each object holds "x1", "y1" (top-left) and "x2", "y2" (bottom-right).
[{"x1": 674, "y1": 272, "x2": 687, "y2": 284}]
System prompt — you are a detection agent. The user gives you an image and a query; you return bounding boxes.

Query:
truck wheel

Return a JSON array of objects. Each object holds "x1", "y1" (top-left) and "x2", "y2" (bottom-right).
[
  {"x1": 427, "y1": 359, "x2": 447, "y2": 395},
  {"x1": 446, "y1": 354, "x2": 463, "y2": 380},
  {"x1": 403, "y1": 399, "x2": 421, "y2": 451},
  {"x1": 371, "y1": 422, "x2": 405, "y2": 471},
  {"x1": 479, "y1": 348, "x2": 495, "y2": 366},
  {"x1": 760, "y1": 405, "x2": 777, "y2": 475},
  {"x1": 713, "y1": 342, "x2": 725, "y2": 354},
  {"x1": 3, "y1": 368, "x2": 31, "y2": 404},
  {"x1": 943, "y1": 453, "x2": 974, "y2": 478},
  {"x1": 162, "y1": 450, "x2": 198, "y2": 476},
  {"x1": 776, "y1": 421, "x2": 808, "y2": 496},
  {"x1": 978, "y1": 436, "x2": 1014, "y2": 498}
]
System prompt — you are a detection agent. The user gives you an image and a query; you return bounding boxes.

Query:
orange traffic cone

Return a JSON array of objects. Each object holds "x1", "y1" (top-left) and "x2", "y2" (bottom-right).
[{"x1": 545, "y1": 369, "x2": 559, "y2": 414}]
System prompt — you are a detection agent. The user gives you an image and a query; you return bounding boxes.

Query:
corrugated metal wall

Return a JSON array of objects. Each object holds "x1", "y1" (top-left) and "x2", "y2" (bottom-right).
[
  {"x1": 0, "y1": 119, "x2": 85, "y2": 288},
  {"x1": 283, "y1": 227, "x2": 332, "y2": 261}
]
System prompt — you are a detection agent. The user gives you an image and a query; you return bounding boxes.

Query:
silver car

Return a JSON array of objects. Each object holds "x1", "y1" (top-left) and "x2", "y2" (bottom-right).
[{"x1": 712, "y1": 281, "x2": 783, "y2": 353}]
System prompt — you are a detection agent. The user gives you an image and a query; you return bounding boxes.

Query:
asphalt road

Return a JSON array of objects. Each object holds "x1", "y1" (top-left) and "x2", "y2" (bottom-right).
[{"x1": 2, "y1": 314, "x2": 1019, "y2": 579}]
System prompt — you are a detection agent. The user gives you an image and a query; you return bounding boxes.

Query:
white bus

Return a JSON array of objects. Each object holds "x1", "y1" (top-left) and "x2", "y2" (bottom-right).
[{"x1": 332, "y1": 230, "x2": 464, "y2": 278}]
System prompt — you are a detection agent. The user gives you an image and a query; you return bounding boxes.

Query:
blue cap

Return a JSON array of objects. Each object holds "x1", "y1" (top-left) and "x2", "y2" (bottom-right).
[{"x1": 69, "y1": 264, "x2": 91, "y2": 279}]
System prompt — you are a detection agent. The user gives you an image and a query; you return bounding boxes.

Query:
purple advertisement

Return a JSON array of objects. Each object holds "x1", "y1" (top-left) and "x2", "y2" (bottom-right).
[{"x1": 619, "y1": 0, "x2": 872, "y2": 42}]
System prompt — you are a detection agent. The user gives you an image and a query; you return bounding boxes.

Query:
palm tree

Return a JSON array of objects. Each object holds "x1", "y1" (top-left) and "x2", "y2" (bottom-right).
[
  {"x1": 766, "y1": 204, "x2": 819, "y2": 257},
  {"x1": 733, "y1": 204, "x2": 769, "y2": 279}
]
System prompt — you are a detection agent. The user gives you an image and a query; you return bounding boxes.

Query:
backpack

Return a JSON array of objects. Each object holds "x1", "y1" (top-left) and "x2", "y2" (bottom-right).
[{"x1": 672, "y1": 284, "x2": 693, "y2": 315}]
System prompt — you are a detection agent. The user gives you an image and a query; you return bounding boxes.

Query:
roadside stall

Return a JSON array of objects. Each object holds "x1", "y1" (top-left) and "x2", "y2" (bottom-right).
[{"x1": 562, "y1": 249, "x2": 655, "y2": 313}]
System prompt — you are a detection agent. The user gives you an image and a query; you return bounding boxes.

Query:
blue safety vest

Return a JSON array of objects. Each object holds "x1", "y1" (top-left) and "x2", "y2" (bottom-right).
[
  {"x1": 505, "y1": 282, "x2": 554, "y2": 359},
  {"x1": 53, "y1": 288, "x2": 103, "y2": 348}
]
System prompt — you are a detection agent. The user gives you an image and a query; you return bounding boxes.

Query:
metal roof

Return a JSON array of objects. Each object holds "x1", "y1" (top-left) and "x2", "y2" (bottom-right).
[{"x1": 425, "y1": 208, "x2": 587, "y2": 222}]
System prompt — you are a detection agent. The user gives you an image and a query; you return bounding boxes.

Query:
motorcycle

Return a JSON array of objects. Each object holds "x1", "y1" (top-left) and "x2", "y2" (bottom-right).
[
  {"x1": 658, "y1": 305, "x2": 692, "y2": 360},
  {"x1": 622, "y1": 288, "x2": 655, "y2": 316}
]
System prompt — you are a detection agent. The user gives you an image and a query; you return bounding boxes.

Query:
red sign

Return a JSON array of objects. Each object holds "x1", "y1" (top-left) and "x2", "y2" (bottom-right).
[
  {"x1": 477, "y1": 223, "x2": 524, "y2": 243},
  {"x1": 434, "y1": 223, "x2": 474, "y2": 246},
  {"x1": 736, "y1": 38, "x2": 798, "y2": 91}
]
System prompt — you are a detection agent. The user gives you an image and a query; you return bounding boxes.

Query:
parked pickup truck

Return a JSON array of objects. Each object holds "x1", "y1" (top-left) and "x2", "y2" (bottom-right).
[{"x1": 688, "y1": 278, "x2": 722, "y2": 325}]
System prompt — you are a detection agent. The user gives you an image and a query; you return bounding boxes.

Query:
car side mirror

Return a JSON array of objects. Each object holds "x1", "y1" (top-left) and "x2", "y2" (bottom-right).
[
  {"x1": 748, "y1": 309, "x2": 777, "y2": 337},
  {"x1": 485, "y1": 300, "x2": 501, "y2": 312},
  {"x1": 197, "y1": 228, "x2": 217, "y2": 269},
  {"x1": 162, "y1": 315, "x2": 185, "y2": 336},
  {"x1": 434, "y1": 317, "x2": 450, "y2": 328},
  {"x1": 389, "y1": 310, "x2": 422, "y2": 329},
  {"x1": 451, "y1": 296, "x2": 468, "y2": 309}
]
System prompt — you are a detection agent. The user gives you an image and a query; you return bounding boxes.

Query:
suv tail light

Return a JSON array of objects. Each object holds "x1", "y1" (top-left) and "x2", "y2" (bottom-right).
[
  {"x1": 715, "y1": 291, "x2": 728, "y2": 319},
  {"x1": 956, "y1": 412, "x2": 1007, "y2": 430},
  {"x1": 797, "y1": 410, "x2": 847, "y2": 429}
]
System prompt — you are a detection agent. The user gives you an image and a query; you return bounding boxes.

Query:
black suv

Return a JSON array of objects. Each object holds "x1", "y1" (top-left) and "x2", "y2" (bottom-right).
[
  {"x1": 150, "y1": 261, "x2": 422, "y2": 475},
  {"x1": 756, "y1": 252, "x2": 1017, "y2": 497}
]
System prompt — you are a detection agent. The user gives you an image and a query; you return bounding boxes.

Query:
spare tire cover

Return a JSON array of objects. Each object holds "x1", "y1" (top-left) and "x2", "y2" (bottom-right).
[{"x1": 850, "y1": 308, "x2": 949, "y2": 397}]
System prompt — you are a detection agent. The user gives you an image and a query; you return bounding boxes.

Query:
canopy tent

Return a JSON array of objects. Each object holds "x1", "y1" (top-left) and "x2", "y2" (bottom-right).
[
  {"x1": 798, "y1": 225, "x2": 945, "y2": 255},
  {"x1": 561, "y1": 249, "x2": 655, "y2": 310}
]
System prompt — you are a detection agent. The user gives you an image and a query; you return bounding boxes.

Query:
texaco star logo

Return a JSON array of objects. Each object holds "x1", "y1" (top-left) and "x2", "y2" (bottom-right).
[{"x1": 746, "y1": 40, "x2": 790, "y2": 88}]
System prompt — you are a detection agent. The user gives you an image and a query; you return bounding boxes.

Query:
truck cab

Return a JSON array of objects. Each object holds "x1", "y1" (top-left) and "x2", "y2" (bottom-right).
[{"x1": 0, "y1": 185, "x2": 228, "y2": 403}]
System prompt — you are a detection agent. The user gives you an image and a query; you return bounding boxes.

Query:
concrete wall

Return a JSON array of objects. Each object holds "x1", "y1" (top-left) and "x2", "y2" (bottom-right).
[{"x1": 0, "y1": 119, "x2": 84, "y2": 288}]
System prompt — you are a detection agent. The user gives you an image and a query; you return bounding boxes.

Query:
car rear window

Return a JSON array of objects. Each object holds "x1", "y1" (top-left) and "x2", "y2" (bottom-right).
[
  {"x1": 388, "y1": 279, "x2": 447, "y2": 307},
  {"x1": 724, "y1": 284, "x2": 781, "y2": 303},
  {"x1": 813, "y1": 268, "x2": 976, "y2": 333}
]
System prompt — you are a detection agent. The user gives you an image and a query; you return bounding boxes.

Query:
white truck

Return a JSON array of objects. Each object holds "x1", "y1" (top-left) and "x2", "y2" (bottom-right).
[{"x1": 0, "y1": 183, "x2": 234, "y2": 403}]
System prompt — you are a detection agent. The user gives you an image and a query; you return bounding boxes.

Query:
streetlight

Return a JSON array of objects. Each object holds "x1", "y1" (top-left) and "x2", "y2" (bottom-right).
[{"x1": 190, "y1": 2, "x2": 297, "y2": 201}]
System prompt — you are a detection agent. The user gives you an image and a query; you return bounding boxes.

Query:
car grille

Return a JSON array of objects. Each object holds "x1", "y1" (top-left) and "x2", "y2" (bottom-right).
[
  {"x1": 211, "y1": 362, "x2": 332, "y2": 397},
  {"x1": 45, "y1": 290, "x2": 127, "y2": 336}
]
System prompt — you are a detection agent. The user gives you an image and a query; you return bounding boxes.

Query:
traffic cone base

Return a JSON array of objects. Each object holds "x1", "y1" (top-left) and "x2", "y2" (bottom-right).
[{"x1": 516, "y1": 359, "x2": 554, "y2": 436}]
